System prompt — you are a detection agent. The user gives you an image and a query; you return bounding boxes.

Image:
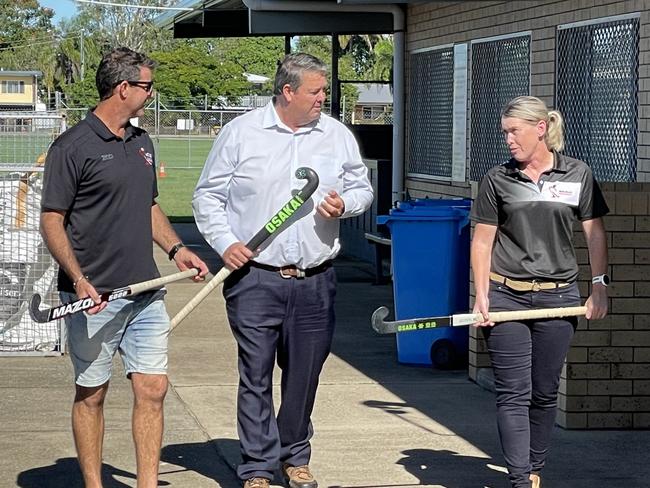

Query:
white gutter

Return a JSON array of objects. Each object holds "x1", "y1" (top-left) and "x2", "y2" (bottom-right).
[{"x1": 243, "y1": 0, "x2": 406, "y2": 203}]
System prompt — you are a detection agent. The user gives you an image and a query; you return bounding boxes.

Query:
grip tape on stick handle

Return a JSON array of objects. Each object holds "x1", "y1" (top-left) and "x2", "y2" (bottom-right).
[
  {"x1": 29, "y1": 268, "x2": 200, "y2": 323},
  {"x1": 170, "y1": 267, "x2": 230, "y2": 330},
  {"x1": 452, "y1": 305, "x2": 588, "y2": 326},
  {"x1": 487, "y1": 305, "x2": 587, "y2": 322}
]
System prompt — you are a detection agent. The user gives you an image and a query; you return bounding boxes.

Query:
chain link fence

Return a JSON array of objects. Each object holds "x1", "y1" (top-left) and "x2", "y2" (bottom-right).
[
  {"x1": 0, "y1": 113, "x2": 64, "y2": 168},
  {"x1": 0, "y1": 167, "x2": 63, "y2": 355},
  {"x1": 557, "y1": 15, "x2": 639, "y2": 182}
]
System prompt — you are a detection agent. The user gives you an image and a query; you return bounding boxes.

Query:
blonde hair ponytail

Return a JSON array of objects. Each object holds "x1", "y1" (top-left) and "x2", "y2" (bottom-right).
[
  {"x1": 501, "y1": 96, "x2": 565, "y2": 152},
  {"x1": 545, "y1": 110, "x2": 564, "y2": 152}
]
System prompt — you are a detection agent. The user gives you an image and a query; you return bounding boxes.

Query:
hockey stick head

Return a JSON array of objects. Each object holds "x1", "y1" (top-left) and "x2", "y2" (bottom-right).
[
  {"x1": 371, "y1": 306, "x2": 391, "y2": 334},
  {"x1": 28, "y1": 293, "x2": 50, "y2": 323},
  {"x1": 295, "y1": 167, "x2": 319, "y2": 200}
]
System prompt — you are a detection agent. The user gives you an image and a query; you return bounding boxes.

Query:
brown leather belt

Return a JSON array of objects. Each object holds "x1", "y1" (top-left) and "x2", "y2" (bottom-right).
[
  {"x1": 489, "y1": 272, "x2": 570, "y2": 292},
  {"x1": 250, "y1": 260, "x2": 332, "y2": 279}
]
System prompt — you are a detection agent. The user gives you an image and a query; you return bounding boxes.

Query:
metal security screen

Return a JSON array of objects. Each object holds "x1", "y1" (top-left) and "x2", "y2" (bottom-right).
[
  {"x1": 470, "y1": 35, "x2": 530, "y2": 181},
  {"x1": 557, "y1": 16, "x2": 639, "y2": 182},
  {"x1": 408, "y1": 46, "x2": 454, "y2": 178}
]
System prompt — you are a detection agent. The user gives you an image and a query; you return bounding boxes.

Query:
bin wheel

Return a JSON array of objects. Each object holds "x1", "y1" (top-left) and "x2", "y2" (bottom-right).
[{"x1": 430, "y1": 340, "x2": 457, "y2": 370}]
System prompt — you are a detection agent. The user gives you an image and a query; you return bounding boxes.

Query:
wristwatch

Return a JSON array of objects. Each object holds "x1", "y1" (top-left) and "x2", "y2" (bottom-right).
[
  {"x1": 591, "y1": 274, "x2": 610, "y2": 287},
  {"x1": 168, "y1": 242, "x2": 185, "y2": 261}
]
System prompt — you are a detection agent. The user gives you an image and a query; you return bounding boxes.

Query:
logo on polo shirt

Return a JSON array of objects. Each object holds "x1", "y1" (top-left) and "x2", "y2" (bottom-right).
[
  {"x1": 100, "y1": 153, "x2": 114, "y2": 161},
  {"x1": 540, "y1": 181, "x2": 581, "y2": 206},
  {"x1": 139, "y1": 147, "x2": 154, "y2": 166}
]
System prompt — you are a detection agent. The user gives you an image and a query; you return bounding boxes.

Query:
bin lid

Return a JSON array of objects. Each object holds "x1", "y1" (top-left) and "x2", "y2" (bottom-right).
[
  {"x1": 396, "y1": 198, "x2": 471, "y2": 211},
  {"x1": 377, "y1": 198, "x2": 471, "y2": 225}
]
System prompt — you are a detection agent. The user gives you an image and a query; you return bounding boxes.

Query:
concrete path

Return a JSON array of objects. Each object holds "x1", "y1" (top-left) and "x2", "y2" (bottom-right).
[{"x1": 1, "y1": 223, "x2": 649, "y2": 487}]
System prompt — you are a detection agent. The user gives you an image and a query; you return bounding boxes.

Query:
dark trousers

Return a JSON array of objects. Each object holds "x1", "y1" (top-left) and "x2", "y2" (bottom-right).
[
  {"x1": 223, "y1": 265, "x2": 337, "y2": 481},
  {"x1": 482, "y1": 281, "x2": 580, "y2": 488}
]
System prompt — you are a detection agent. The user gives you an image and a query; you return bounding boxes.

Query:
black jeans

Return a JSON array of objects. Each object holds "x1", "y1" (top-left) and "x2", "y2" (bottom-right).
[{"x1": 482, "y1": 281, "x2": 580, "y2": 488}]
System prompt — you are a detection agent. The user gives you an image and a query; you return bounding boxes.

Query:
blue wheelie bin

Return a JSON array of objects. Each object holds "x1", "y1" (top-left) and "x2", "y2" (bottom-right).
[{"x1": 377, "y1": 199, "x2": 471, "y2": 368}]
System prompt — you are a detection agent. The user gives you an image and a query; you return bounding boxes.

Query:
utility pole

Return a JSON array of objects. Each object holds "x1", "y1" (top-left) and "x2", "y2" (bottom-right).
[{"x1": 80, "y1": 30, "x2": 85, "y2": 81}]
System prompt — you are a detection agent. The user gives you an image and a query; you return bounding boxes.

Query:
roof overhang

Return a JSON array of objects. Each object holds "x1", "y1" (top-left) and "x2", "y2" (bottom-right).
[{"x1": 156, "y1": 0, "x2": 398, "y2": 38}]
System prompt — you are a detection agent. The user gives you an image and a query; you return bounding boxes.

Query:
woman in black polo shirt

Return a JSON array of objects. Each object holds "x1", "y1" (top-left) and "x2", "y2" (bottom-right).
[{"x1": 470, "y1": 96, "x2": 609, "y2": 488}]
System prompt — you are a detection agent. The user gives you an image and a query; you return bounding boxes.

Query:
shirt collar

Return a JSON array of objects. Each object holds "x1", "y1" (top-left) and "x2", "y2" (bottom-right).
[
  {"x1": 262, "y1": 100, "x2": 324, "y2": 133},
  {"x1": 504, "y1": 150, "x2": 568, "y2": 178},
  {"x1": 85, "y1": 109, "x2": 137, "y2": 141}
]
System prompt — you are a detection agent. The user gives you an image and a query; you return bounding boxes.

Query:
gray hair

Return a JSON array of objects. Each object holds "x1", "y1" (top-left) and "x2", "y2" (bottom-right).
[
  {"x1": 501, "y1": 96, "x2": 565, "y2": 152},
  {"x1": 273, "y1": 53, "x2": 328, "y2": 96},
  {"x1": 96, "y1": 47, "x2": 156, "y2": 101}
]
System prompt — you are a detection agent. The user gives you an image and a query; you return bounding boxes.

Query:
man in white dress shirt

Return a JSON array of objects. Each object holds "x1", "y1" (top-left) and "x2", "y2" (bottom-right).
[{"x1": 193, "y1": 53, "x2": 373, "y2": 488}]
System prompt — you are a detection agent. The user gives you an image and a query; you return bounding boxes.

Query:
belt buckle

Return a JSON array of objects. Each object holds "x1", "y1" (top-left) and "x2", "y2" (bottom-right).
[
  {"x1": 531, "y1": 280, "x2": 541, "y2": 292},
  {"x1": 279, "y1": 267, "x2": 306, "y2": 279}
]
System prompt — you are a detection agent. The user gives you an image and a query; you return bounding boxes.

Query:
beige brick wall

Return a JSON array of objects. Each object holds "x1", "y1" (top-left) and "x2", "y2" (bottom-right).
[{"x1": 406, "y1": 1, "x2": 650, "y2": 429}]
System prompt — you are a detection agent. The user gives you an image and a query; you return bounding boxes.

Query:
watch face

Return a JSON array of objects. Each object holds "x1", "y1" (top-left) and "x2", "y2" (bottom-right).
[{"x1": 602, "y1": 274, "x2": 611, "y2": 285}]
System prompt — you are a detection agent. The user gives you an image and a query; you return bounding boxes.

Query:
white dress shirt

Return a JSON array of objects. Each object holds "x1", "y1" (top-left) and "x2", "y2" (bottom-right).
[{"x1": 193, "y1": 101, "x2": 374, "y2": 269}]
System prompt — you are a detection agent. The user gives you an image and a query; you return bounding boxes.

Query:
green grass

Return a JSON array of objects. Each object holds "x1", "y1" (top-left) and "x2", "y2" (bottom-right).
[
  {"x1": 154, "y1": 136, "x2": 213, "y2": 220},
  {"x1": 0, "y1": 133, "x2": 209, "y2": 220},
  {"x1": 153, "y1": 136, "x2": 214, "y2": 169},
  {"x1": 0, "y1": 132, "x2": 56, "y2": 166},
  {"x1": 156, "y1": 167, "x2": 204, "y2": 220}
]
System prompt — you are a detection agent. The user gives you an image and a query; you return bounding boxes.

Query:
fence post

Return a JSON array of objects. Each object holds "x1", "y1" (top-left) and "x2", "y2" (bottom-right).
[{"x1": 155, "y1": 92, "x2": 160, "y2": 137}]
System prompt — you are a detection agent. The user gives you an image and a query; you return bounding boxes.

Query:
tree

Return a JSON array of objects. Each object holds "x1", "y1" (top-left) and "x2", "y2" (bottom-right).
[
  {"x1": 151, "y1": 40, "x2": 250, "y2": 108},
  {"x1": 73, "y1": 0, "x2": 174, "y2": 52},
  {"x1": 0, "y1": 0, "x2": 56, "y2": 71},
  {"x1": 371, "y1": 37, "x2": 393, "y2": 83}
]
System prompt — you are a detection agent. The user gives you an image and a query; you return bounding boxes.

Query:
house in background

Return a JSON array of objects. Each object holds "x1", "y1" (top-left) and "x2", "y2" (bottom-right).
[
  {"x1": 0, "y1": 70, "x2": 41, "y2": 111},
  {"x1": 351, "y1": 83, "x2": 393, "y2": 125}
]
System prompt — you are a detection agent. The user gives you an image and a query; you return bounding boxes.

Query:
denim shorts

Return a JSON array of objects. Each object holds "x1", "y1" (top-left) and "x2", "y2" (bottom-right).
[{"x1": 61, "y1": 289, "x2": 169, "y2": 387}]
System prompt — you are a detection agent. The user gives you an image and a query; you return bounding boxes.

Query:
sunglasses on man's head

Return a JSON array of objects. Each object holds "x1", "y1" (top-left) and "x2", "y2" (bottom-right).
[{"x1": 126, "y1": 80, "x2": 154, "y2": 92}]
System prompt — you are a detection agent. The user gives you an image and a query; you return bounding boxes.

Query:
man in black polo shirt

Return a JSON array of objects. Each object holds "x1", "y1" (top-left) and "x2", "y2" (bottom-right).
[{"x1": 40, "y1": 47, "x2": 208, "y2": 488}]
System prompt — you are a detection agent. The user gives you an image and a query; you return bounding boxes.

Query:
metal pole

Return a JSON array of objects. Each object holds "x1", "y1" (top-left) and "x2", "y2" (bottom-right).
[
  {"x1": 331, "y1": 35, "x2": 340, "y2": 119},
  {"x1": 80, "y1": 31, "x2": 85, "y2": 81}
]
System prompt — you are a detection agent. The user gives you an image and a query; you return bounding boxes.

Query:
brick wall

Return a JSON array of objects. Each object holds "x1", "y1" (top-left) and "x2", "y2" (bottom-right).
[
  {"x1": 405, "y1": 1, "x2": 650, "y2": 428},
  {"x1": 557, "y1": 183, "x2": 650, "y2": 428}
]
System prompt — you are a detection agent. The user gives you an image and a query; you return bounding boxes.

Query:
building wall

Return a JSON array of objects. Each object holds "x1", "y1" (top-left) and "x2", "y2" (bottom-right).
[
  {"x1": 406, "y1": 0, "x2": 650, "y2": 428},
  {"x1": 0, "y1": 75, "x2": 36, "y2": 107}
]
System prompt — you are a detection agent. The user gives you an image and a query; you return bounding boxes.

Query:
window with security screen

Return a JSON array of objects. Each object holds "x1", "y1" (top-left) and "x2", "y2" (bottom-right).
[
  {"x1": 557, "y1": 15, "x2": 639, "y2": 182},
  {"x1": 470, "y1": 34, "x2": 530, "y2": 181},
  {"x1": 408, "y1": 46, "x2": 455, "y2": 179}
]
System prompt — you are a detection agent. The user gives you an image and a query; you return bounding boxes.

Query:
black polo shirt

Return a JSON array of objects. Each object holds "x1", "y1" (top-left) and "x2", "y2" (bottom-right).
[
  {"x1": 471, "y1": 152, "x2": 609, "y2": 282},
  {"x1": 42, "y1": 111, "x2": 160, "y2": 293}
]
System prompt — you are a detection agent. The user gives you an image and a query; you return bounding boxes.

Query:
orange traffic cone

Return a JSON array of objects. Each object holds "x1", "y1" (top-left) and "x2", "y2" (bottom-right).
[{"x1": 158, "y1": 161, "x2": 167, "y2": 178}]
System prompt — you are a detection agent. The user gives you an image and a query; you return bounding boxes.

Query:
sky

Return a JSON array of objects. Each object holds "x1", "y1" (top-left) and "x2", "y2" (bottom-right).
[{"x1": 40, "y1": 0, "x2": 79, "y2": 25}]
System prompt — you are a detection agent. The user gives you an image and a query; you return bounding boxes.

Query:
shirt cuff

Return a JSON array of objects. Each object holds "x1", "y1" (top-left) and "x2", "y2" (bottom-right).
[{"x1": 212, "y1": 233, "x2": 240, "y2": 257}]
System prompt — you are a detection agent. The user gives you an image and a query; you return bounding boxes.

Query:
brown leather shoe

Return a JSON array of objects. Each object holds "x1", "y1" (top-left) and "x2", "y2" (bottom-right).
[
  {"x1": 530, "y1": 472, "x2": 541, "y2": 488},
  {"x1": 282, "y1": 464, "x2": 318, "y2": 488},
  {"x1": 244, "y1": 477, "x2": 270, "y2": 488}
]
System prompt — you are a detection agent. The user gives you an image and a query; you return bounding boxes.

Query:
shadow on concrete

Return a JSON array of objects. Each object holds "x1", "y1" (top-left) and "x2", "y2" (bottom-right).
[
  {"x1": 16, "y1": 458, "x2": 147, "y2": 488},
  {"x1": 330, "y1": 258, "x2": 503, "y2": 459},
  {"x1": 172, "y1": 223, "x2": 503, "y2": 477},
  {"x1": 395, "y1": 448, "x2": 504, "y2": 488},
  {"x1": 160, "y1": 438, "x2": 241, "y2": 488},
  {"x1": 174, "y1": 223, "x2": 224, "y2": 274}
]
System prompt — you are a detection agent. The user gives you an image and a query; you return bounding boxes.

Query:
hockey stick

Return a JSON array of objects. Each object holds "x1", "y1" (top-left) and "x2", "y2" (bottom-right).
[
  {"x1": 28, "y1": 268, "x2": 199, "y2": 323},
  {"x1": 371, "y1": 305, "x2": 588, "y2": 334},
  {"x1": 169, "y1": 166, "x2": 320, "y2": 331}
]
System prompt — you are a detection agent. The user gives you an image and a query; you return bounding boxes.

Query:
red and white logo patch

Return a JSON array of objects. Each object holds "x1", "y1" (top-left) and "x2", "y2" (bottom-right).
[{"x1": 139, "y1": 147, "x2": 154, "y2": 166}]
